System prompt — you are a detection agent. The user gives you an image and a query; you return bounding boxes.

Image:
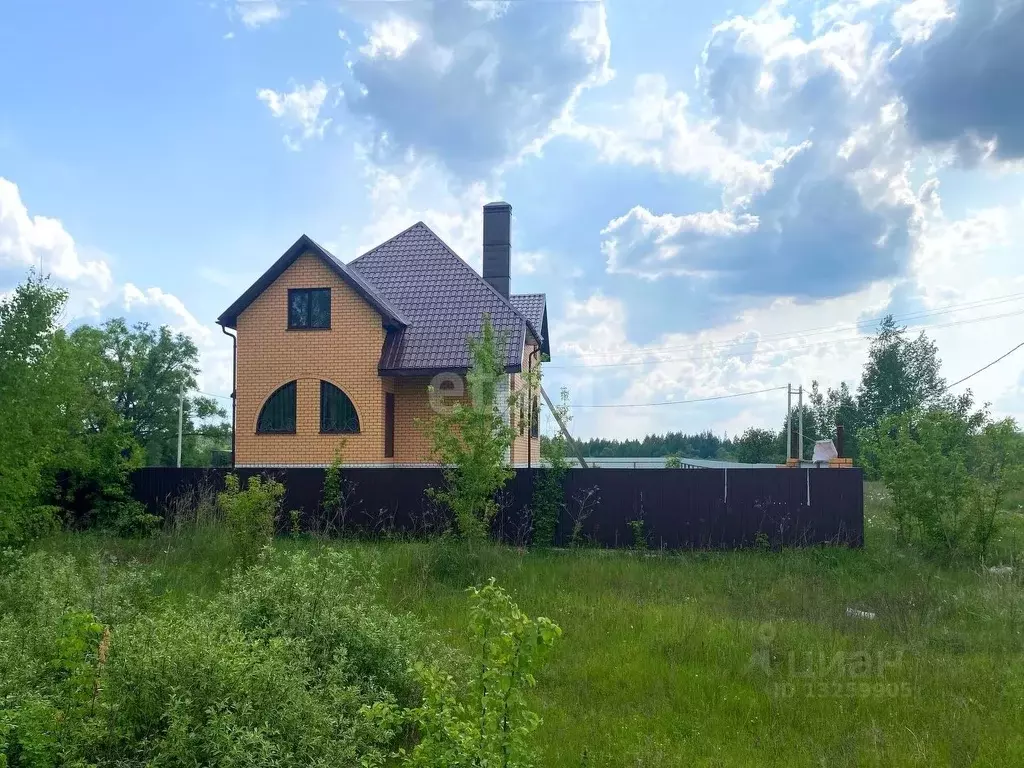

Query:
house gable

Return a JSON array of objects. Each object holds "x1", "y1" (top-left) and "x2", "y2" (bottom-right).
[{"x1": 217, "y1": 234, "x2": 408, "y2": 330}]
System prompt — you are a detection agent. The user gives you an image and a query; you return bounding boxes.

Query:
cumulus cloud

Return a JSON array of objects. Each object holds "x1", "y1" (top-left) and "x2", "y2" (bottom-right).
[
  {"x1": 360, "y1": 16, "x2": 421, "y2": 60},
  {"x1": 257, "y1": 80, "x2": 331, "y2": 151},
  {"x1": 891, "y1": 0, "x2": 955, "y2": 42},
  {"x1": 556, "y1": 73, "x2": 785, "y2": 203},
  {"x1": 0, "y1": 177, "x2": 114, "y2": 315},
  {"x1": 894, "y1": 0, "x2": 1024, "y2": 161},
  {"x1": 601, "y1": 205, "x2": 759, "y2": 279},
  {"x1": 590, "y1": 1, "x2": 923, "y2": 298},
  {"x1": 341, "y1": 0, "x2": 611, "y2": 178},
  {"x1": 0, "y1": 175, "x2": 231, "y2": 396}
]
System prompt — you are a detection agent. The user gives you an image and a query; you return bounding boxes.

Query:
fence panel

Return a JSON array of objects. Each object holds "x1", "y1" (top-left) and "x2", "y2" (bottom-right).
[{"x1": 126, "y1": 466, "x2": 863, "y2": 549}]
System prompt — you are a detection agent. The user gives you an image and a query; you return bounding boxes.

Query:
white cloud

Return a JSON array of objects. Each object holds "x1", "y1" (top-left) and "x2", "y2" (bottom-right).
[
  {"x1": 122, "y1": 284, "x2": 233, "y2": 398},
  {"x1": 0, "y1": 175, "x2": 232, "y2": 398},
  {"x1": 360, "y1": 16, "x2": 420, "y2": 60},
  {"x1": 235, "y1": 0, "x2": 285, "y2": 28},
  {"x1": 601, "y1": 205, "x2": 759, "y2": 279},
  {"x1": 554, "y1": 74, "x2": 785, "y2": 203},
  {"x1": 0, "y1": 177, "x2": 114, "y2": 316},
  {"x1": 546, "y1": 285, "x2": 895, "y2": 439},
  {"x1": 891, "y1": 0, "x2": 955, "y2": 43},
  {"x1": 257, "y1": 80, "x2": 331, "y2": 151},
  {"x1": 350, "y1": 156, "x2": 500, "y2": 272}
]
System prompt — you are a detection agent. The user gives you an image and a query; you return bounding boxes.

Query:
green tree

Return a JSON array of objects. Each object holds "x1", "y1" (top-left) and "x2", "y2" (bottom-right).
[
  {"x1": 868, "y1": 399, "x2": 1023, "y2": 561},
  {"x1": 858, "y1": 315, "x2": 947, "y2": 427},
  {"x1": 734, "y1": 427, "x2": 784, "y2": 464},
  {"x1": 0, "y1": 276, "x2": 142, "y2": 544},
  {"x1": 808, "y1": 379, "x2": 861, "y2": 460},
  {"x1": 428, "y1": 316, "x2": 515, "y2": 544},
  {"x1": 0, "y1": 276, "x2": 70, "y2": 543},
  {"x1": 91, "y1": 319, "x2": 226, "y2": 465}
]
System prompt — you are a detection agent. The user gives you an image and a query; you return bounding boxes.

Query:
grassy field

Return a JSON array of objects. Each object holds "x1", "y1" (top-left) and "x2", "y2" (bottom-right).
[{"x1": 44, "y1": 485, "x2": 1024, "y2": 767}]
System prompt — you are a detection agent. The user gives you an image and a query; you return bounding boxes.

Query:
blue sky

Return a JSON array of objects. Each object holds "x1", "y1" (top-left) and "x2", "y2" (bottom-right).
[{"x1": 2, "y1": 0, "x2": 1023, "y2": 440}]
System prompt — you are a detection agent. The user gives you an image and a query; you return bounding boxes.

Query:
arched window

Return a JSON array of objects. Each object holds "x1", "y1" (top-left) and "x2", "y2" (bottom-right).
[
  {"x1": 257, "y1": 381, "x2": 297, "y2": 433},
  {"x1": 320, "y1": 381, "x2": 360, "y2": 433}
]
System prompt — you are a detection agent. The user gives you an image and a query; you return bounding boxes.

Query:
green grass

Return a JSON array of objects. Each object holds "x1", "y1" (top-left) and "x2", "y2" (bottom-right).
[{"x1": 40, "y1": 485, "x2": 1024, "y2": 767}]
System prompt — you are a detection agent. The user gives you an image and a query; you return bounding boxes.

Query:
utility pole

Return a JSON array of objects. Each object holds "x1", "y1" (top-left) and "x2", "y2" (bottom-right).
[
  {"x1": 786, "y1": 382, "x2": 794, "y2": 460},
  {"x1": 176, "y1": 384, "x2": 184, "y2": 468},
  {"x1": 797, "y1": 384, "x2": 804, "y2": 463}
]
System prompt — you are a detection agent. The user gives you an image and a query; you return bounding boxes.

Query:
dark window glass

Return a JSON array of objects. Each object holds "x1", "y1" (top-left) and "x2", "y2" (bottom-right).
[
  {"x1": 257, "y1": 381, "x2": 297, "y2": 433},
  {"x1": 320, "y1": 381, "x2": 360, "y2": 433},
  {"x1": 310, "y1": 289, "x2": 331, "y2": 328},
  {"x1": 288, "y1": 288, "x2": 330, "y2": 329}
]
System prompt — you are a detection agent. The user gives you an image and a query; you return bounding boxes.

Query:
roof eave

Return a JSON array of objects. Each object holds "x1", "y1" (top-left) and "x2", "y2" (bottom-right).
[{"x1": 379, "y1": 364, "x2": 523, "y2": 378}]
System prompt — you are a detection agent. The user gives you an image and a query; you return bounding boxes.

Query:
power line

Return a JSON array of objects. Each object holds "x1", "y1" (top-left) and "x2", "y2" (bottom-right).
[
  {"x1": 550, "y1": 291, "x2": 1024, "y2": 366},
  {"x1": 571, "y1": 385, "x2": 787, "y2": 409},
  {"x1": 945, "y1": 341, "x2": 1024, "y2": 391},
  {"x1": 196, "y1": 389, "x2": 233, "y2": 400},
  {"x1": 548, "y1": 308, "x2": 1024, "y2": 370}
]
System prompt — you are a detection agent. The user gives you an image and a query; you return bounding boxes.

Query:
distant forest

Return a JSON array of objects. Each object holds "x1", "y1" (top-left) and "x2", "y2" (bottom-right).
[{"x1": 579, "y1": 430, "x2": 739, "y2": 460}]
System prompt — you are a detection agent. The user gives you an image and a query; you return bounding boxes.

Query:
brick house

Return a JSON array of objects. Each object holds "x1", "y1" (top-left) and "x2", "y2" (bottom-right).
[{"x1": 216, "y1": 202, "x2": 549, "y2": 467}]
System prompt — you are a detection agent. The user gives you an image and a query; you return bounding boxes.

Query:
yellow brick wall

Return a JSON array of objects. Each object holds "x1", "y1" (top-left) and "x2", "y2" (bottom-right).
[
  {"x1": 510, "y1": 342, "x2": 542, "y2": 466},
  {"x1": 235, "y1": 252, "x2": 390, "y2": 466},
  {"x1": 391, "y1": 376, "x2": 468, "y2": 463}
]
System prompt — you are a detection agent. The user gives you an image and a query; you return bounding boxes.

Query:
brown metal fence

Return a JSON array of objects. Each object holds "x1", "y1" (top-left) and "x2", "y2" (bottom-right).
[{"x1": 126, "y1": 466, "x2": 863, "y2": 549}]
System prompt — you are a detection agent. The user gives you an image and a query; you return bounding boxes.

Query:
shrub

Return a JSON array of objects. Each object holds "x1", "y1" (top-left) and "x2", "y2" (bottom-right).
[
  {"x1": 400, "y1": 579, "x2": 562, "y2": 767},
  {"x1": 427, "y1": 317, "x2": 515, "y2": 545},
  {"x1": 869, "y1": 404, "x2": 1024, "y2": 561},
  {"x1": 217, "y1": 474, "x2": 283, "y2": 564},
  {"x1": 0, "y1": 548, "x2": 418, "y2": 767},
  {"x1": 531, "y1": 388, "x2": 572, "y2": 548}
]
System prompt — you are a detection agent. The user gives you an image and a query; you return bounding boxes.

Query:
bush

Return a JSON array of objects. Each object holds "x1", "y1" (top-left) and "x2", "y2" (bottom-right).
[
  {"x1": 0, "y1": 548, "x2": 418, "y2": 767},
  {"x1": 531, "y1": 389, "x2": 572, "y2": 548},
  {"x1": 217, "y1": 474, "x2": 284, "y2": 564},
  {"x1": 427, "y1": 317, "x2": 515, "y2": 545},
  {"x1": 0, "y1": 549, "x2": 561, "y2": 768},
  {"x1": 869, "y1": 404, "x2": 1024, "y2": 561},
  {"x1": 400, "y1": 579, "x2": 561, "y2": 767}
]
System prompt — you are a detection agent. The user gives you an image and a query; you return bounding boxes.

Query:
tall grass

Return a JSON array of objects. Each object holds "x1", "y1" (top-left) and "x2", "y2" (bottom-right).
[{"x1": 36, "y1": 484, "x2": 1024, "y2": 766}]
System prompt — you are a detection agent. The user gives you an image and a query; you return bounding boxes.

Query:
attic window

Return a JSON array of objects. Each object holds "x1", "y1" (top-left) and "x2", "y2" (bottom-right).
[{"x1": 288, "y1": 288, "x2": 331, "y2": 329}]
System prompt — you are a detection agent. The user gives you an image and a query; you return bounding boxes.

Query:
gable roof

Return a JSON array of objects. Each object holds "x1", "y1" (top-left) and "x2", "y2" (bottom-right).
[
  {"x1": 510, "y1": 293, "x2": 549, "y2": 357},
  {"x1": 216, "y1": 234, "x2": 409, "y2": 330},
  {"x1": 348, "y1": 222, "x2": 536, "y2": 375}
]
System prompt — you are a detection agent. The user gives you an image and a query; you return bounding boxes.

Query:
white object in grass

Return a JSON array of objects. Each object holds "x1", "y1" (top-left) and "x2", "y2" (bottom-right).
[{"x1": 846, "y1": 607, "x2": 876, "y2": 620}]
